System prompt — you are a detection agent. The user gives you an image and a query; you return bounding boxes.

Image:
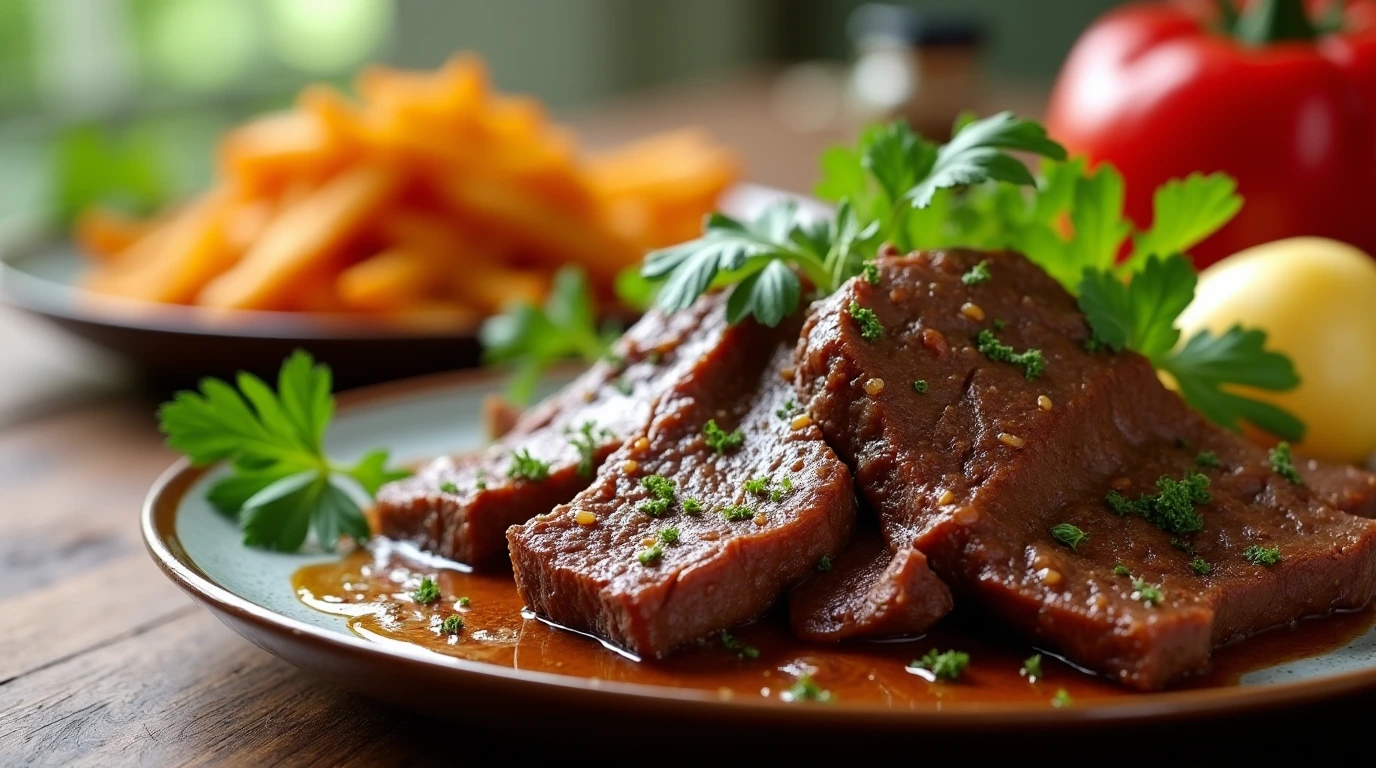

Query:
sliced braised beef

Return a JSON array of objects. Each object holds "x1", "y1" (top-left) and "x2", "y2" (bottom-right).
[
  {"x1": 789, "y1": 526, "x2": 952, "y2": 642},
  {"x1": 795, "y1": 249, "x2": 1376, "y2": 689},
  {"x1": 508, "y1": 310, "x2": 855, "y2": 658},
  {"x1": 1305, "y1": 459, "x2": 1376, "y2": 518},
  {"x1": 374, "y1": 297, "x2": 725, "y2": 568}
]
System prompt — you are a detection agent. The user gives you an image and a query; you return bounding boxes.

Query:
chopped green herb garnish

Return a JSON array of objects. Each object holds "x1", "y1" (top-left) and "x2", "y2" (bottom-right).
[
  {"x1": 1195, "y1": 450, "x2": 1222, "y2": 469},
  {"x1": 1021, "y1": 654, "x2": 1042, "y2": 681},
  {"x1": 641, "y1": 474, "x2": 676, "y2": 500},
  {"x1": 721, "y1": 505, "x2": 755, "y2": 522},
  {"x1": 975, "y1": 329, "x2": 1045, "y2": 380},
  {"x1": 703, "y1": 419, "x2": 744, "y2": 455},
  {"x1": 783, "y1": 675, "x2": 833, "y2": 703},
  {"x1": 603, "y1": 351, "x2": 626, "y2": 370},
  {"x1": 912, "y1": 379, "x2": 929, "y2": 393},
  {"x1": 1113, "y1": 563, "x2": 1130, "y2": 577},
  {"x1": 816, "y1": 555, "x2": 833, "y2": 572},
  {"x1": 1244, "y1": 545, "x2": 1281, "y2": 567},
  {"x1": 1131, "y1": 578, "x2": 1164, "y2": 607},
  {"x1": 1170, "y1": 537, "x2": 1196, "y2": 555},
  {"x1": 682, "y1": 498, "x2": 704, "y2": 515},
  {"x1": 1269, "y1": 442, "x2": 1303, "y2": 485},
  {"x1": 612, "y1": 376, "x2": 634, "y2": 396},
  {"x1": 568, "y1": 421, "x2": 612, "y2": 479},
  {"x1": 637, "y1": 544, "x2": 664, "y2": 565},
  {"x1": 743, "y1": 476, "x2": 771, "y2": 495},
  {"x1": 411, "y1": 576, "x2": 440, "y2": 605},
  {"x1": 475, "y1": 476, "x2": 488, "y2": 491},
  {"x1": 439, "y1": 481, "x2": 460, "y2": 494},
  {"x1": 638, "y1": 498, "x2": 672, "y2": 518},
  {"x1": 847, "y1": 301, "x2": 884, "y2": 342},
  {"x1": 660, "y1": 527, "x2": 680, "y2": 545},
  {"x1": 1051, "y1": 523, "x2": 1087, "y2": 551},
  {"x1": 861, "y1": 261, "x2": 881, "y2": 285},
  {"x1": 1052, "y1": 689, "x2": 1073, "y2": 708},
  {"x1": 441, "y1": 615, "x2": 464, "y2": 634},
  {"x1": 910, "y1": 649, "x2": 970, "y2": 682},
  {"x1": 1105, "y1": 473, "x2": 1209, "y2": 535},
  {"x1": 992, "y1": 318, "x2": 1006, "y2": 330},
  {"x1": 770, "y1": 476, "x2": 794, "y2": 502},
  {"x1": 1189, "y1": 557, "x2": 1212, "y2": 575},
  {"x1": 775, "y1": 399, "x2": 797, "y2": 420},
  {"x1": 457, "y1": 596, "x2": 471, "y2": 608},
  {"x1": 720, "y1": 631, "x2": 760, "y2": 660},
  {"x1": 507, "y1": 449, "x2": 550, "y2": 482},
  {"x1": 961, "y1": 259, "x2": 992, "y2": 286}
]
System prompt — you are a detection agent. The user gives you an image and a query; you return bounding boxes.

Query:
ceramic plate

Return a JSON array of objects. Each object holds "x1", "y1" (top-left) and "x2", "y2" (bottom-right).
[
  {"x1": 143, "y1": 369, "x2": 1376, "y2": 731},
  {"x1": 0, "y1": 185, "x2": 817, "y2": 388}
]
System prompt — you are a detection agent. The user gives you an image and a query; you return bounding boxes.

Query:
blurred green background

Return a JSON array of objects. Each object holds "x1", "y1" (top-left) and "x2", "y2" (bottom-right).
[{"x1": 0, "y1": 0, "x2": 1119, "y2": 228}]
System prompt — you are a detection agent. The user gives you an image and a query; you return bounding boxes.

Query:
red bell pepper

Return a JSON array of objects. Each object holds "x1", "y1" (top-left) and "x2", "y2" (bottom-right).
[{"x1": 1047, "y1": 0, "x2": 1376, "y2": 267}]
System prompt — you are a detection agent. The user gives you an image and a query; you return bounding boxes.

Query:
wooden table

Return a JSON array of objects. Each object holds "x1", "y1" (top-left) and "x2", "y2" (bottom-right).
[{"x1": 4, "y1": 72, "x2": 1369, "y2": 765}]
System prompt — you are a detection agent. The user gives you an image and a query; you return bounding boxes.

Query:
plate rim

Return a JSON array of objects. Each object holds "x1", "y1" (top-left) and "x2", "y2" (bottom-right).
[{"x1": 142, "y1": 366, "x2": 1376, "y2": 728}]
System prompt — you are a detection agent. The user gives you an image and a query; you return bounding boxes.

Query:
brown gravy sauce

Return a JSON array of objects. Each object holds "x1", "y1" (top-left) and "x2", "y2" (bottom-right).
[{"x1": 294, "y1": 538, "x2": 1376, "y2": 707}]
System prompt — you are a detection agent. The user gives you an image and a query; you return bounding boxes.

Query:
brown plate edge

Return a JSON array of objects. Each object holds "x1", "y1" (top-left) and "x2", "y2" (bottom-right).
[{"x1": 140, "y1": 366, "x2": 1376, "y2": 730}]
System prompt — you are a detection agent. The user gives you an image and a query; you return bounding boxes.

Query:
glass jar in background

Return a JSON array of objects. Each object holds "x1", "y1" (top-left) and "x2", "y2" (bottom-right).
[{"x1": 846, "y1": 4, "x2": 986, "y2": 141}]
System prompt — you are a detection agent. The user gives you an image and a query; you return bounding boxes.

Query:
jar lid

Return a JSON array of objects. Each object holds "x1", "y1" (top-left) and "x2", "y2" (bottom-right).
[{"x1": 847, "y1": 3, "x2": 986, "y2": 48}]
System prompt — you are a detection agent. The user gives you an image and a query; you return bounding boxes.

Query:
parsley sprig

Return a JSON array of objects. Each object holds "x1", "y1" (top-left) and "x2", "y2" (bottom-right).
[
  {"x1": 481, "y1": 267, "x2": 621, "y2": 404},
  {"x1": 643, "y1": 113, "x2": 1064, "y2": 327},
  {"x1": 159, "y1": 350, "x2": 410, "y2": 553}
]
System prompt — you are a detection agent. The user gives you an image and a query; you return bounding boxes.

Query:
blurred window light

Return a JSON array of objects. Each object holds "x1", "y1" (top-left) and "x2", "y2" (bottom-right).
[
  {"x1": 144, "y1": 0, "x2": 257, "y2": 92},
  {"x1": 265, "y1": 0, "x2": 391, "y2": 74}
]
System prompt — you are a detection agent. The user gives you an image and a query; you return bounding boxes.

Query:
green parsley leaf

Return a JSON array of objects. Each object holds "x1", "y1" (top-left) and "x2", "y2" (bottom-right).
[
  {"x1": 816, "y1": 555, "x2": 833, "y2": 572},
  {"x1": 1106, "y1": 473, "x2": 1210, "y2": 535},
  {"x1": 1052, "y1": 689, "x2": 1074, "y2": 708},
  {"x1": 458, "y1": 596, "x2": 471, "y2": 607},
  {"x1": 912, "y1": 379, "x2": 929, "y2": 393},
  {"x1": 1051, "y1": 523, "x2": 1088, "y2": 551},
  {"x1": 975, "y1": 329, "x2": 1045, "y2": 380},
  {"x1": 906, "y1": 112, "x2": 1066, "y2": 209},
  {"x1": 1078, "y1": 254, "x2": 1195, "y2": 360},
  {"x1": 743, "y1": 476, "x2": 771, "y2": 495},
  {"x1": 682, "y1": 498, "x2": 704, "y2": 515},
  {"x1": 770, "y1": 476, "x2": 794, "y2": 502},
  {"x1": 481, "y1": 267, "x2": 620, "y2": 404},
  {"x1": 776, "y1": 399, "x2": 797, "y2": 420},
  {"x1": 847, "y1": 301, "x2": 883, "y2": 342},
  {"x1": 703, "y1": 419, "x2": 744, "y2": 455},
  {"x1": 507, "y1": 449, "x2": 550, "y2": 482},
  {"x1": 1269, "y1": 442, "x2": 1303, "y2": 484},
  {"x1": 639, "y1": 498, "x2": 672, "y2": 518},
  {"x1": 1158, "y1": 326, "x2": 1304, "y2": 441},
  {"x1": 438, "y1": 481, "x2": 459, "y2": 494},
  {"x1": 720, "y1": 630, "x2": 760, "y2": 660},
  {"x1": 783, "y1": 675, "x2": 834, "y2": 703},
  {"x1": 660, "y1": 527, "x2": 680, "y2": 545},
  {"x1": 1190, "y1": 557, "x2": 1212, "y2": 575},
  {"x1": 641, "y1": 474, "x2": 677, "y2": 500},
  {"x1": 909, "y1": 649, "x2": 971, "y2": 681},
  {"x1": 441, "y1": 615, "x2": 464, "y2": 634},
  {"x1": 721, "y1": 505, "x2": 755, "y2": 522},
  {"x1": 568, "y1": 421, "x2": 612, "y2": 479},
  {"x1": 1021, "y1": 654, "x2": 1043, "y2": 681},
  {"x1": 1244, "y1": 545, "x2": 1281, "y2": 566},
  {"x1": 412, "y1": 576, "x2": 440, "y2": 605},
  {"x1": 1122, "y1": 173, "x2": 1243, "y2": 273},
  {"x1": 961, "y1": 259, "x2": 992, "y2": 286},
  {"x1": 1131, "y1": 578, "x2": 1164, "y2": 606},
  {"x1": 1049, "y1": 163, "x2": 1130, "y2": 288},
  {"x1": 1113, "y1": 563, "x2": 1131, "y2": 577},
  {"x1": 637, "y1": 544, "x2": 664, "y2": 566},
  {"x1": 158, "y1": 351, "x2": 408, "y2": 553}
]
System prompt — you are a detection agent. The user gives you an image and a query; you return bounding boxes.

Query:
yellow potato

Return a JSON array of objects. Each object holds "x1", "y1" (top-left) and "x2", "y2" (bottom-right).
[{"x1": 1176, "y1": 237, "x2": 1376, "y2": 463}]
